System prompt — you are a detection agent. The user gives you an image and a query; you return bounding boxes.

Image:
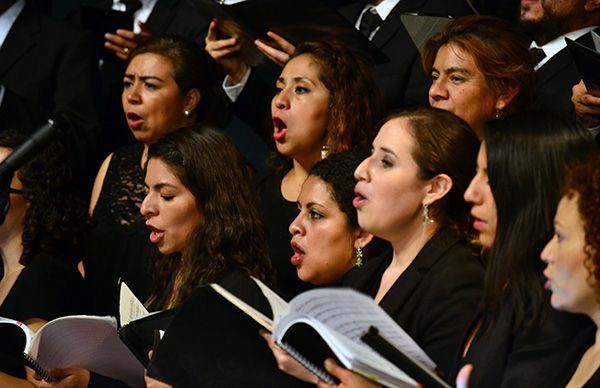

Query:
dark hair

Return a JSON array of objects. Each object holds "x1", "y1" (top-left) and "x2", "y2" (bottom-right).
[
  {"x1": 309, "y1": 152, "x2": 364, "y2": 230},
  {"x1": 146, "y1": 126, "x2": 274, "y2": 308},
  {"x1": 483, "y1": 111, "x2": 595, "y2": 332},
  {"x1": 0, "y1": 130, "x2": 86, "y2": 265},
  {"x1": 422, "y1": 16, "x2": 535, "y2": 116},
  {"x1": 562, "y1": 151, "x2": 600, "y2": 297},
  {"x1": 127, "y1": 36, "x2": 223, "y2": 124},
  {"x1": 389, "y1": 107, "x2": 480, "y2": 239}
]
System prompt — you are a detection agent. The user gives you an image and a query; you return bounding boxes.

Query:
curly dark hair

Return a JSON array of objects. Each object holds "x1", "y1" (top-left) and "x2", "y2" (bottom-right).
[
  {"x1": 562, "y1": 151, "x2": 600, "y2": 296},
  {"x1": 146, "y1": 126, "x2": 275, "y2": 309},
  {"x1": 0, "y1": 130, "x2": 87, "y2": 265}
]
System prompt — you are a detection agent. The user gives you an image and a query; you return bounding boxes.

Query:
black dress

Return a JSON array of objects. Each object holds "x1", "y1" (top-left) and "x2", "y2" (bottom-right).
[
  {"x1": 546, "y1": 325, "x2": 600, "y2": 387},
  {"x1": 84, "y1": 143, "x2": 157, "y2": 315},
  {"x1": 257, "y1": 171, "x2": 313, "y2": 301},
  {"x1": 0, "y1": 253, "x2": 84, "y2": 378},
  {"x1": 452, "y1": 294, "x2": 593, "y2": 387},
  {"x1": 342, "y1": 228, "x2": 484, "y2": 377}
]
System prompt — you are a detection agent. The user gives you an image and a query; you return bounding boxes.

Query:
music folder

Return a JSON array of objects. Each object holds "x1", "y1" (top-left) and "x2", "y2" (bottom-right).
[{"x1": 566, "y1": 37, "x2": 600, "y2": 97}]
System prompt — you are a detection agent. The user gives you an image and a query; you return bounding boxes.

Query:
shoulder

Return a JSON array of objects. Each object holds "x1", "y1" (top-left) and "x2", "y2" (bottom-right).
[{"x1": 89, "y1": 152, "x2": 114, "y2": 216}]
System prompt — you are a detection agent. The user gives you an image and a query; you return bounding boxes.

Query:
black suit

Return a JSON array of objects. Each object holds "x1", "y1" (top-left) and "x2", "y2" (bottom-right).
[
  {"x1": 0, "y1": 3, "x2": 100, "y2": 195},
  {"x1": 534, "y1": 29, "x2": 599, "y2": 118},
  {"x1": 342, "y1": 228, "x2": 484, "y2": 376},
  {"x1": 337, "y1": 0, "x2": 476, "y2": 111}
]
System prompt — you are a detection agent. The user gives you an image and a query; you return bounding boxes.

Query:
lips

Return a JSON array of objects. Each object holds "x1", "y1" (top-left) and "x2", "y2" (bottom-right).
[
  {"x1": 353, "y1": 185, "x2": 367, "y2": 208},
  {"x1": 146, "y1": 223, "x2": 164, "y2": 244},
  {"x1": 290, "y1": 240, "x2": 305, "y2": 266},
  {"x1": 472, "y1": 217, "x2": 486, "y2": 231},
  {"x1": 272, "y1": 116, "x2": 287, "y2": 141},
  {"x1": 126, "y1": 112, "x2": 144, "y2": 129}
]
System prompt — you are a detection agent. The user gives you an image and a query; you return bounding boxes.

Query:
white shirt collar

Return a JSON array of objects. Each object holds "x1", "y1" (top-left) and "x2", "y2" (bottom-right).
[
  {"x1": 0, "y1": 0, "x2": 25, "y2": 48},
  {"x1": 373, "y1": 0, "x2": 402, "y2": 21},
  {"x1": 532, "y1": 26, "x2": 597, "y2": 70}
]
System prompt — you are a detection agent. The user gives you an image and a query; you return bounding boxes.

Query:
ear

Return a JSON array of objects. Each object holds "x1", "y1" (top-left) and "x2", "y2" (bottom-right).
[
  {"x1": 184, "y1": 88, "x2": 201, "y2": 114},
  {"x1": 495, "y1": 86, "x2": 520, "y2": 112},
  {"x1": 423, "y1": 173, "x2": 453, "y2": 206},
  {"x1": 353, "y1": 228, "x2": 374, "y2": 250}
]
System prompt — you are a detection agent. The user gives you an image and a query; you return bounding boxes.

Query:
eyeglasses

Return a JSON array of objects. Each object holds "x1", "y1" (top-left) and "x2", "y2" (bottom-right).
[{"x1": 9, "y1": 188, "x2": 23, "y2": 195}]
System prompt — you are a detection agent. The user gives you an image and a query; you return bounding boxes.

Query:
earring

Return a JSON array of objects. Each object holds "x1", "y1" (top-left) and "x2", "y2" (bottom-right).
[
  {"x1": 494, "y1": 109, "x2": 500, "y2": 119},
  {"x1": 423, "y1": 204, "x2": 434, "y2": 225},
  {"x1": 321, "y1": 145, "x2": 329, "y2": 160},
  {"x1": 184, "y1": 110, "x2": 191, "y2": 117},
  {"x1": 355, "y1": 245, "x2": 363, "y2": 267}
]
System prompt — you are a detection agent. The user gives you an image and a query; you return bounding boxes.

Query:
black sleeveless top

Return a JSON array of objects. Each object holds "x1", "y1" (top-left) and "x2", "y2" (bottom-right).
[{"x1": 84, "y1": 143, "x2": 157, "y2": 315}]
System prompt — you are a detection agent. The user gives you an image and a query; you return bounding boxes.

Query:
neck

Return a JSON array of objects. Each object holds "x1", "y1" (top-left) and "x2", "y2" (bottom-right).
[
  {"x1": 1, "y1": 234, "x2": 24, "y2": 277},
  {"x1": 389, "y1": 222, "x2": 438, "y2": 271}
]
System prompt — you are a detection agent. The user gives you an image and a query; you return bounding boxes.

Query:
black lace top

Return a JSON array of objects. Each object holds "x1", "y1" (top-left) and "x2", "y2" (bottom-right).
[{"x1": 84, "y1": 143, "x2": 157, "y2": 315}]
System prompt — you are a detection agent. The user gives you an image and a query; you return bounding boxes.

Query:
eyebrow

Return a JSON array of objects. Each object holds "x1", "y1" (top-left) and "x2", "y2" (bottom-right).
[
  {"x1": 276, "y1": 76, "x2": 316, "y2": 86},
  {"x1": 144, "y1": 182, "x2": 178, "y2": 190},
  {"x1": 379, "y1": 146, "x2": 397, "y2": 158},
  {"x1": 431, "y1": 66, "x2": 472, "y2": 76},
  {"x1": 123, "y1": 74, "x2": 165, "y2": 82},
  {"x1": 306, "y1": 201, "x2": 325, "y2": 210}
]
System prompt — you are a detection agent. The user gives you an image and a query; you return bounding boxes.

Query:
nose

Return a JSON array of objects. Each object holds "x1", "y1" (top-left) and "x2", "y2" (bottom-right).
[
  {"x1": 125, "y1": 83, "x2": 141, "y2": 105},
  {"x1": 354, "y1": 156, "x2": 369, "y2": 181},
  {"x1": 463, "y1": 175, "x2": 479, "y2": 204},
  {"x1": 540, "y1": 235, "x2": 556, "y2": 264},
  {"x1": 428, "y1": 77, "x2": 448, "y2": 102},
  {"x1": 140, "y1": 192, "x2": 156, "y2": 219},
  {"x1": 273, "y1": 87, "x2": 290, "y2": 110},
  {"x1": 289, "y1": 212, "x2": 304, "y2": 236}
]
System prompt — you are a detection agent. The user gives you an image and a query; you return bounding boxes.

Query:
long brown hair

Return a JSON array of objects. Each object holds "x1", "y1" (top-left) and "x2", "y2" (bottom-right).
[{"x1": 146, "y1": 126, "x2": 274, "y2": 309}]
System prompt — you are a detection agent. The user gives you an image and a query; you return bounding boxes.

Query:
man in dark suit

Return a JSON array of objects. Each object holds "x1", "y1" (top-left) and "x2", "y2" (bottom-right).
[
  {"x1": 0, "y1": 0, "x2": 100, "y2": 196},
  {"x1": 519, "y1": 0, "x2": 600, "y2": 116}
]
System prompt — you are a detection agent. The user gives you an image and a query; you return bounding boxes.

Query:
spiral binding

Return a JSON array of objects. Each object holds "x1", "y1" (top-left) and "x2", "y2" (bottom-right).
[
  {"x1": 278, "y1": 341, "x2": 340, "y2": 385},
  {"x1": 22, "y1": 353, "x2": 54, "y2": 382}
]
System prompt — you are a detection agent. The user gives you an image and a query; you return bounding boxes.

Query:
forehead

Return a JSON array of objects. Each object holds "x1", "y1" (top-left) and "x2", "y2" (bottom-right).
[
  {"x1": 280, "y1": 54, "x2": 322, "y2": 80},
  {"x1": 434, "y1": 43, "x2": 481, "y2": 72},
  {"x1": 300, "y1": 175, "x2": 336, "y2": 205},
  {"x1": 556, "y1": 194, "x2": 583, "y2": 228},
  {"x1": 145, "y1": 158, "x2": 181, "y2": 183},
  {"x1": 127, "y1": 53, "x2": 174, "y2": 77},
  {"x1": 375, "y1": 117, "x2": 414, "y2": 151}
]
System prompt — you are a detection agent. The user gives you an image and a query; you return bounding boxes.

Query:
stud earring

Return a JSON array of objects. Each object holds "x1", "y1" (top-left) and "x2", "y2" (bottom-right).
[
  {"x1": 355, "y1": 245, "x2": 363, "y2": 267},
  {"x1": 184, "y1": 110, "x2": 191, "y2": 117},
  {"x1": 423, "y1": 204, "x2": 434, "y2": 225},
  {"x1": 494, "y1": 108, "x2": 501, "y2": 119},
  {"x1": 321, "y1": 145, "x2": 329, "y2": 160}
]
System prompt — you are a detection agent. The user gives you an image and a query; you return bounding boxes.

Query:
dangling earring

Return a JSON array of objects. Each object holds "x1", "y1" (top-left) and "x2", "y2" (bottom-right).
[
  {"x1": 355, "y1": 245, "x2": 363, "y2": 267},
  {"x1": 321, "y1": 145, "x2": 329, "y2": 160},
  {"x1": 184, "y1": 110, "x2": 191, "y2": 117},
  {"x1": 423, "y1": 204, "x2": 434, "y2": 225},
  {"x1": 494, "y1": 108, "x2": 500, "y2": 119}
]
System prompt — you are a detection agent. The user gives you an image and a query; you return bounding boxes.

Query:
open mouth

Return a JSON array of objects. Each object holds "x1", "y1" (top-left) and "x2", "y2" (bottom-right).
[
  {"x1": 272, "y1": 117, "x2": 287, "y2": 141},
  {"x1": 127, "y1": 112, "x2": 144, "y2": 128},
  {"x1": 146, "y1": 224, "x2": 164, "y2": 244},
  {"x1": 352, "y1": 188, "x2": 367, "y2": 208},
  {"x1": 290, "y1": 241, "x2": 305, "y2": 266}
]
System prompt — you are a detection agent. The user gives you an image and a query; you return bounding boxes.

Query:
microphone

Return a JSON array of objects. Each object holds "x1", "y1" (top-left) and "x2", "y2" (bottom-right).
[
  {"x1": 0, "y1": 114, "x2": 70, "y2": 224},
  {"x1": 0, "y1": 114, "x2": 70, "y2": 182}
]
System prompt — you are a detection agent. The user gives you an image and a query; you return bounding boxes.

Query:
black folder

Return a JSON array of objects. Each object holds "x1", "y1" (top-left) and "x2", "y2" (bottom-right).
[
  {"x1": 80, "y1": 5, "x2": 133, "y2": 62},
  {"x1": 361, "y1": 326, "x2": 451, "y2": 388},
  {"x1": 566, "y1": 36, "x2": 600, "y2": 97}
]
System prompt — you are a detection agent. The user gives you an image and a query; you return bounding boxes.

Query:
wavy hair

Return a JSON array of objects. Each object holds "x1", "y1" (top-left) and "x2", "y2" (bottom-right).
[
  {"x1": 562, "y1": 151, "x2": 600, "y2": 297},
  {"x1": 483, "y1": 111, "x2": 595, "y2": 332},
  {"x1": 146, "y1": 126, "x2": 274, "y2": 308},
  {"x1": 0, "y1": 130, "x2": 87, "y2": 266}
]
